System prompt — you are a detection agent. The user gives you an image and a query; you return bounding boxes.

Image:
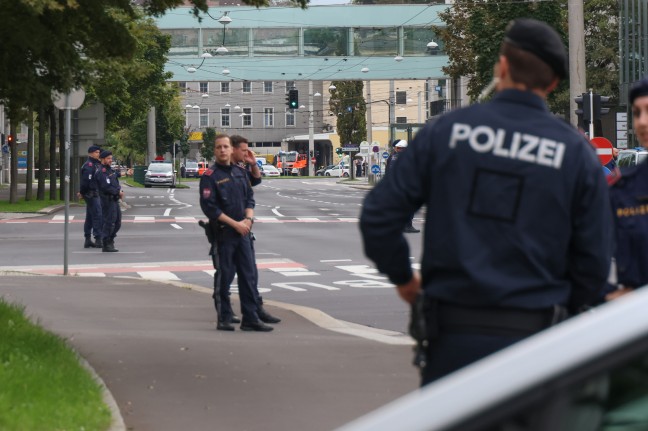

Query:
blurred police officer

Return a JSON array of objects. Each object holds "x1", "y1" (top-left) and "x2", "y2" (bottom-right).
[
  {"x1": 385, "y1": 140, "x2": 419, "y2": 233},
  {"x1": 199, "y1": 134, "x2": 272, "y2": 332},
  {"x1": 96, "y1": 150, "x2": 123, "y2": 253},
  {"x1": 230, "y1": 134, "x2": 281, "y2": 324},
  {"x1": 607, "y1": 78, "x2": 648, "y2": 299},
  {"x1": 360, "y1": 18, "x2": 612, "y2": 385},
  {"x1": 79, "y1": 145, "x2": 103, "y2": 248}
]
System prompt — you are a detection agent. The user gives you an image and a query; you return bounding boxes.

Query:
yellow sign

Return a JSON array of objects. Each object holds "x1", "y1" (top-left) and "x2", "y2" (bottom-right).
[{"x1": 188, "y1": 132, "x2": 203, "y2": 141}]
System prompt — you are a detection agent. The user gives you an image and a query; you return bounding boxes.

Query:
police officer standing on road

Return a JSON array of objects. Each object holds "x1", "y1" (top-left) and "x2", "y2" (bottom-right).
[
  {"x1": 96, "y1": 150, "x2": 123, "y2": 253},
  {"x1": 360, "y1": 18, "x2": 612, "y2": 386},
  {"x1": 79, "y1": 145, "x2": 103, "y2": 248},
  {"x1": 230, "y1": 134, "x2": 281, "y2": 325},
  {"x1": 606, "y1": 77, "x2": 648, "y2": 299},
  {"x1": 199, "y1": 134, "x2": 273, "y2": 332}
]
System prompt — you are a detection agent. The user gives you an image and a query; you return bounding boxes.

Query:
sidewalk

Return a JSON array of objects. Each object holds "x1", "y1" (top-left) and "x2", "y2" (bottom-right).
[{"x1": 0, "y1": 274, "x2": 416, "y2": 431}]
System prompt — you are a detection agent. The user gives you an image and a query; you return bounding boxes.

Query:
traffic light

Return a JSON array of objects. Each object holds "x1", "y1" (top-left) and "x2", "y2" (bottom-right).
[
  {"x1": 7, "y1": 134, "x2": 14, "y2": 147},
  {"x1": 287, "y1": 89, "x2": 298, "y2": 109},
  {"x1": 593, "y1": 95, "x2": 611, "y2": 120},
  {"x1": 335, "y1": 147, "x2": 342, "y2": 156}
]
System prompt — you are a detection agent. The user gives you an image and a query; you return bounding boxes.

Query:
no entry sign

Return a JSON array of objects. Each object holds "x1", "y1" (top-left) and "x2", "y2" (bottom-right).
[{"x1": 590, "y1": 137, "x2": 614, "y2": 165}]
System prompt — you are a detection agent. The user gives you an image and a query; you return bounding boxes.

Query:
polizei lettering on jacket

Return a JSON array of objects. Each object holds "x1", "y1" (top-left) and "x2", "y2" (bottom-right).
[{"x1": 449, "y1": 123, "x2": 565, "y2": 169}]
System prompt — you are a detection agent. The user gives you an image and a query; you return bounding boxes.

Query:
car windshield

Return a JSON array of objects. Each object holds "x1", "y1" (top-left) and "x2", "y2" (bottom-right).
[
  {"x1": 148, "y1": 164, "x2": 172, "y2": 173},
  {"x1": 639, "y1": 154, "x2": 648, "y2": 165},
  {"x1": 618, "y1": 153, "x2": 636, "y2": 167},
  {"x1": 186, "y1": 162, "x2": 198, "y2": 169}
]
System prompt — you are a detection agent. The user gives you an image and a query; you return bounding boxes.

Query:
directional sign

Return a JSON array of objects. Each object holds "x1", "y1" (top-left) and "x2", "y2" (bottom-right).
[
  {"x1": 256, "y1": 159, "x2": 263, "y2": 168},
  {"x1": 591, "y1": 137, "x2": 614, "y2": 165},
  {"x1": 382, "y1": 151, "x2": 389, "y2": 159},
  {"x1": 341, "y1": 147, "x2": 360, "y2": 152},
  {"x1": 371, "y1": 164, "x2": 381, "y2": 174}
]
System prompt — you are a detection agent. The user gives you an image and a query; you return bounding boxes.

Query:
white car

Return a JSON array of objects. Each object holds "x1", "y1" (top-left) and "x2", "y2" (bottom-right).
[
  {"x1": 324, "y1": 165, "x2": 350, "y2": 177},
  {"x1": 260, "y1": 164, "x2": 280, "y2": 177}
]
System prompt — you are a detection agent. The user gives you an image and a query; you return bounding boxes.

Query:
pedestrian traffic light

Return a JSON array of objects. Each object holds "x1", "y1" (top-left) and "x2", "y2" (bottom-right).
[
  {"x1": 287, "y1": 89, "x2": 298, "y2": 109},
  {"x1": 335, "y1": 147, "x2": 342, "y2": 156},
  {"x1": 7, "y1": 134, "x2": 14, "y2": 147}
]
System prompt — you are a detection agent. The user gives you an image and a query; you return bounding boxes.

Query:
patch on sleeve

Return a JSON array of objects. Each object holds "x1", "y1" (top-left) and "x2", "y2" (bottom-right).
[
  {"x1": 205, "y1": 168, "x2": 214, "y2": 176},
  {"x1": 202, "y1": 188, "x2": 212, "y2": 199}
]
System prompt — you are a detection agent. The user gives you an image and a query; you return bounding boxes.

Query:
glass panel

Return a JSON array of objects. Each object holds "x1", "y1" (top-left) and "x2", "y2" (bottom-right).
[
  {"x1": 162, "y1": 29, "x2": 199, "y2": 56},
  {"x1": 404, "y1": 27, "x2": 444, "y2": 56},
  {"x1": 304, "y1": 27, "x2": 348, "y2": 56},
  {"x1": 203, "y1": 28, "x2": 249, "y2": 56},
  {"x1": 243, "y1": 82, "x2": 251, "y2": 93},
  {"x1": 396, "y1": 91, "x2": 407, "y2": 104},
  {"x1": 264, "y1": 81, "x2": 273, "y2": 93},
  {"x1": 253, "y1": 28, "x2": 299, "y2": 56},
  {"x1": 264, "y1": 108, "x2": 274, "y2": 127},
  {"x1": 355, "y1": 27, "x2": 397, "y2": 56},
  {"x1": 243, "y1": 108, "x2": 252, "y2": 127},
  {"x1": 286, "y1": 110, "x2": 295, "y2": 126},
  {"x1": 221, "y1": 108, "x2": 230, "y2": 127},
  {"x1": 200, "y1": 108, "x2": 208, "y2": 127},
  {"x1": 221, "y1": 82, "x2": 230, "y2": 93},
  {"x1": 200, "y1": 82, "x2": 208, "y2": 94}
]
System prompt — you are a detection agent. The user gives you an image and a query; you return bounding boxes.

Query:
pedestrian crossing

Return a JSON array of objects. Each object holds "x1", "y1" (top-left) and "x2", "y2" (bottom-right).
[{"x1": 0, "y1": 215, "x2": 362, "y2": 224}]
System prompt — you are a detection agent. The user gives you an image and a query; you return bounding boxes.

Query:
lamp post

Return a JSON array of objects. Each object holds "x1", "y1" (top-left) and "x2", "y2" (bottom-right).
[{"x1": 52, "y1": 88, "x2": 86, "y2": 276}]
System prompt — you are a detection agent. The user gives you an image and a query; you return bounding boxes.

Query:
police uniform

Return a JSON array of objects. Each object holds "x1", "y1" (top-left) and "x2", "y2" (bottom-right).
[
  {"x1": 96, "y1": 151, "x2": 122, "y2": 252},
  {"x1": 80, "y1": 145, "x2": 103, "y2": 248},
  {"x1": 360, "y1": 19, "x2": 613, "y2": 385},
  {"x1": 199, "y1": 162, "x2": 267, "y2": 330}
]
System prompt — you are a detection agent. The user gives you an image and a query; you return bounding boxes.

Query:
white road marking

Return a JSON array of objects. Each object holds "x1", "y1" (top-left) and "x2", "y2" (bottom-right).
[
  {"x1": 137, "y1": 271, "x2": 180, "y2": 281},
  {"x1": 163, "y1": 208, "x2": 172, "y2": 216},
  {"x1": 134, "y1": 216, "x2": 155, "y2": 223},
  {"x1": 321, "y1": 259, "x2": 353, "y2": 263},
  {"x1": 272, "y1": 282, "x2": 340, "y2": 292},
  {"x1": 171, "y1": 224, "x2": 182, "y2": 229},
  {"x1": 271, "y1": 207, "x2": 283, "y2": 217}
]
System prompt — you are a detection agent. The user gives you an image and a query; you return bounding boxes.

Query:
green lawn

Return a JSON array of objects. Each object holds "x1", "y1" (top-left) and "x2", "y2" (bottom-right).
[
  {"x1": 0, "y1": 299, "x2": 112, "y2": 431},
  {"x1": 0, "y1": 198, "x2": 65, "y2": 213}
]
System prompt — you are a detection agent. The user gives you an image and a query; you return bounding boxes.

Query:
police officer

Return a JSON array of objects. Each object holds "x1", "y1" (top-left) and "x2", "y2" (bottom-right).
[
  {"x1": 96, "y1": 150, "x2": 123, "y2": 253},
  {"x1": 199, "y1": 134, "x2": 272, "y2": 332},
  {"x1": 607, "y1": 77, "x2": 648, "y2": 299},
  {"x1": 230, "y1": 134, "x2": 281, "y2": 324},
  {"x1": 360, "y1": 18, "x2": 612, "y2": 386},
  {"x1": 386, "y1": 140, "x2": 419, "y2": 233},
  {"x1": 79, "y1": 145, "x2": 103, "y2": 248}
]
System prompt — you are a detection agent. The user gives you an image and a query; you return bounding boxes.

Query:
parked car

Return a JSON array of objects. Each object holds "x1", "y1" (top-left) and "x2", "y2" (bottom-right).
[
  {"x1": 184, "y1": 161, "x2": 199, "y2": 178},
  {"x1": 324, "y1": 165, "x2": 350, "y2": 177},
  {"x1": 144, "y1": 162, "x2": 176, "y2": 188},
  {"x1": 316, "y1": 165, "x2": 336, "y2": 176},
  {"x1": 260, "y1": 164, "x2": 280, "y2": 177},
  {"x1": 617, "y1": 148, "x2": 648, "y2": 167},
  {"x1": 339, "y1": 285, "x2": 648, "y2": 431}
]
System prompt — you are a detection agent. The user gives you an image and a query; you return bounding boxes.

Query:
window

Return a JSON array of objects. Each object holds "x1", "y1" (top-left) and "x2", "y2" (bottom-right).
[
  {"x1": 286, "y1": 109, "x2": 295, "y2": 127},
  {"x1": 264, "y1": 81, "x2": 273, "y2": 93},
  {"x1": 242, "y1": 108, "x2": 252, "y2": 127},
  {"x1": 396, "y1": 91, "x2": 407, "y2": 105},
  {"x1": 264, "y1": 108, "x2": 274, "y2": 127},
  {"x1": 200, "y1": 82, "x2": 208, "y2": 94},
  {"x1": 354, "y1": 27, "x2": 398, "y2": 56},
  {"x1": 396, "y1": 117, "x2": 407, "y2": 124},
  {"x1": 304, "y1": 27, "x2": 348, "y2": 56},
  {"x1": 200, "y1": 108, "x2": 208, "y2": 127},
  {"x1": 252, "y1": 28, "x2": 299, "y2": 56},
  {"x1": 242, "y1": 81, "x2": 251, "y2": 93},
  {"x1": 221, "y1": 82, "x2": 230, "y2": 93},
  {"x1": 179, "y1": 82, "x2": 187, "y2": 94},
  {"x1": 221, "y1": 108, "x2": 230, "y2": 127}
]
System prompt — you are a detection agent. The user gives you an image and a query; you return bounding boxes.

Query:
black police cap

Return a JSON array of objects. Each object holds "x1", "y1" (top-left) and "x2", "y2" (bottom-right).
[
  {"x1": 504, "y1": 18, "x2": 568, "y2": 79},
  {"x1": 629, "y1": 77, "x2": 648, "y2": 105},
  {"x1": 88, "y1": 145, "x2": 101, "y2": 153},
  {"x1": 100, "y1": 150, "x2": 112, "y2": 159}
]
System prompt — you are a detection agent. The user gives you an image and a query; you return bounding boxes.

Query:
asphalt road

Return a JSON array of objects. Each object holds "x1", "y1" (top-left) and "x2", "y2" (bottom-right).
[{"x1": 0, "y1": 178, "x2": 425, "y2": 333}]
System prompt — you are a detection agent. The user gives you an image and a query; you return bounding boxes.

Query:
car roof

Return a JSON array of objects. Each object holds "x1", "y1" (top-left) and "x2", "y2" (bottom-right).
[{"x1": 338, "y1": 284, "x2": 648, "y2": 431}]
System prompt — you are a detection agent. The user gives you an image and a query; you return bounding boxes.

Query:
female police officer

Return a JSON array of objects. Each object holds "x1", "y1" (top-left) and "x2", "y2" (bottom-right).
[{"x1": 360, "y1": 18, "x2": 612, "y2": 386}]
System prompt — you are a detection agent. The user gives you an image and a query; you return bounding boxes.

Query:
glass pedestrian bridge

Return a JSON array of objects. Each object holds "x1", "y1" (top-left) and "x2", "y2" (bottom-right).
[{"x1": 156, "y1": 4, "x2": 449, "y2": 82}]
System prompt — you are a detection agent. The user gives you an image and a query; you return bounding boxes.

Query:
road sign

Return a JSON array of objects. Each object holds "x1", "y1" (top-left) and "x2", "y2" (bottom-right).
[
  {"x1": 591, "y1": 137, "x2": 614, "y2": 165},
  {"x1": 371, "y1": 164, "x2": 381, "y2": 174},
  {"x1": 372, "y1": 142, "x2": 380, "y2": 152},
  {"x1": 1, "y1": 145, "x2": 8, "y2": 154},
  {"x1": 341, "y1": 147, "x2": 359, "y2": 152},
  {"x1": 256, "y1": 159, "x2": 263, "y2": 168},
  {"x1": 311, "y1": 157, "x2": 316, "y2": 163},
  {"x1": 382, "y1": 151, "x2": 389, "y2": 159}
]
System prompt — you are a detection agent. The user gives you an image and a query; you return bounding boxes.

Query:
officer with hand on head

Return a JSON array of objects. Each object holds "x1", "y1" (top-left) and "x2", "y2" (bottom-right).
[
  {"x1": 96, "y1": 150, "x2": 123, "y2": 253},
  {"x1": 79, "y1": 145, "x2": 103, "y2": 248},
  {"x1": 360, "y1": 18, "x2": 612, "y2": 386}
]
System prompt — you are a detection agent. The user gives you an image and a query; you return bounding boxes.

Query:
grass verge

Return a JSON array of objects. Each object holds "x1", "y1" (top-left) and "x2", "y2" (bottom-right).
[
  {"x1": 0, "y1": 299, "x2": 111, "y2": 431},
  {"x1": 0, "y1": 199, "x2": 65, "y2": 213}
]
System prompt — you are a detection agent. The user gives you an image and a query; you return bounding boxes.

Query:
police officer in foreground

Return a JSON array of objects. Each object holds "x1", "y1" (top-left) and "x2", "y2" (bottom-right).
[
  {"x1": 79, "y1": 145, "x2": 103, "y2": 248},
  {"x1": 96, "y1": 150, "x2": 123, "y2": 253},
  {"x1": 606, "y1": 78, "x2": 648, "y2": 300},
  {"x1": 230, "y1": 134, "x2": 281, "y2": 324},
  {"x1": 360, "y1": 18, "x2": 612, "y2": 386},
  {"x1": 199, "y1": 134, "x2": 273, "y2": 332}
]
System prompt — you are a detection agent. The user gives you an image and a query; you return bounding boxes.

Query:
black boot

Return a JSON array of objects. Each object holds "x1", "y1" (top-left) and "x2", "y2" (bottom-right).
[
  {"x1": 93, "y1": 237, "x2": 103, "y2": 248},
  {"x1": 102, "y1": 240, "x2": 118, "y2": 253},
  {"x1": 258, "y1": 306, "x2": 281, "y2": 324},
  {"x1": 84, "y1": 237, "x2": 94, "y2": 248}
]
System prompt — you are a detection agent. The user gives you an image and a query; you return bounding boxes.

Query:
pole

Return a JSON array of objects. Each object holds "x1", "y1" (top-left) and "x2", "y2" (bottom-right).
[
  {"x1": 366, "y1": 80, "x2": 373, "y2": 146},
  {"x1": 308, "y1": 80, "x2": 314, "y2": 176},
  {"x1": 588, "y1": 89, "x2": 595, "y2": 138},
  {"x1": 64, "y1": 102, "x2": 71, "y2": 275},
  {"x1": 568, "y1": 0, "x2": 586, "y2": 127}
]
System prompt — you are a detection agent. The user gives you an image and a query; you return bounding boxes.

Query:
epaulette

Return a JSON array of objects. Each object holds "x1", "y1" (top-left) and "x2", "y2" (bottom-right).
[{"x1": 205, "y1": 168, "x2": 214, "y2": 176}]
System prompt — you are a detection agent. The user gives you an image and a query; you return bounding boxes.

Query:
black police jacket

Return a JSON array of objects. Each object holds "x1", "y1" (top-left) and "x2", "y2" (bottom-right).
[
  {"x1": 199, "y1": 163, "x2": 255, "y2": 223},
  {"x1": 609, "y1": 161, "x2": 648, "y2": 288},
  {"x1": 80, "y1": 157, "x2": 101, "y2": 196},
  {"x1": 96, "y1": 165, "x2": 121, "y2": 199},
  {"x1": 360, "y1": 89, "x2": 613, "y2": 311}
]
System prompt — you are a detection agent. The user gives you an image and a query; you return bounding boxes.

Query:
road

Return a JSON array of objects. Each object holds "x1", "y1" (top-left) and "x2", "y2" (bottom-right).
[{"x1": 0, "y1": 178, "x2": 425, "y2": 333}]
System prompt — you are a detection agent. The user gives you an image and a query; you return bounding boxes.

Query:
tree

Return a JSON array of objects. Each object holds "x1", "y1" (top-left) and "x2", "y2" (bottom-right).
[
  {"x1": 328, "y1": 81, "x2": 367, "y2": 147},
  {"x1": 201, "y1": 128, "x2": 216, "y2": 162}
]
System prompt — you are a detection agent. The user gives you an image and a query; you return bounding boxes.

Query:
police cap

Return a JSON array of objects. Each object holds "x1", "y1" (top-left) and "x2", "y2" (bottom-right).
[
  {"x1": 629, "y1": 77, "x2": 648, "y2": 105},
  {"x1": 503, "y1": 18, "x2": 568, "y2": 79},
  {"x1": 88, "y1": 145, "x2": 101, "y2": 153},
  {"x1": 100, "y1": 150, "x2": 112, "y2": 159}
]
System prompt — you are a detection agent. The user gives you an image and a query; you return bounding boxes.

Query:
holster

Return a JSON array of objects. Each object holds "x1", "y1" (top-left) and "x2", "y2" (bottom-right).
[{"x1": 409, "y1": 295, "x2": 438, "y2": 369}]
